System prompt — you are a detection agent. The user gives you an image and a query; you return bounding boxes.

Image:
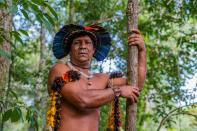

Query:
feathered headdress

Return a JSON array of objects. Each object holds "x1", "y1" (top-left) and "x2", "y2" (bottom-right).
[{"x1": 53, "y1": 24, "x2": 111, "y2": 61}]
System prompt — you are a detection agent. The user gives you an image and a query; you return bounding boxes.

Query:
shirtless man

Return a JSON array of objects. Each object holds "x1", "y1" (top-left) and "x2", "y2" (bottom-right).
[{"x1": 47, "y1": 24, "x2": 146, "y2": 131}]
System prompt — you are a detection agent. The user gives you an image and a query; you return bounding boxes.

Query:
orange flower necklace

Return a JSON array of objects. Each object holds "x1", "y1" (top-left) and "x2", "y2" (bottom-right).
[{"x1": 46, "y1": 70, "x2": 80, "y2": 131}]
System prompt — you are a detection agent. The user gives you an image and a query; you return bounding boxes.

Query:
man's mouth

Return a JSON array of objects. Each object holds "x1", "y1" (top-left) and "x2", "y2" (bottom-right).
[{"x1": 79, "y1": 49, "x2": 88, "y2": 54}]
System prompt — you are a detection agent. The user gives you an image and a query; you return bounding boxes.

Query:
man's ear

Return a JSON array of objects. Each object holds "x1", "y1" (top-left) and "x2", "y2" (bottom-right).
[
  {"x1": 93, "y1": 48, "x2": 95, "y2": 53},
  {"x1": 92, "y1": 48, "x2": 96, "y2": 57}
]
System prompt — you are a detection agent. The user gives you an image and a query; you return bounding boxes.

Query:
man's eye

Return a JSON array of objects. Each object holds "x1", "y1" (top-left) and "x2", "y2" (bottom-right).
[
  {"x1": 74, "y1": 42, "x2": 80, "y2": 45},
  {"x1": 86, "y1": 42, "x2": 92, "y2": 45}
]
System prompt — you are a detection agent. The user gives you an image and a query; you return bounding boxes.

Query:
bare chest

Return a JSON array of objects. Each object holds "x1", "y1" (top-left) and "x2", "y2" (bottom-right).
[{"x1": 77, "y1": 75, "x2": 107, "y2": 90}]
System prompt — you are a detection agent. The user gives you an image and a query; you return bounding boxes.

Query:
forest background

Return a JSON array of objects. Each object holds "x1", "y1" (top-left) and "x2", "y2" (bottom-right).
[{"x1": 0, "y1": 0, "x2": 196, "y2": 131}]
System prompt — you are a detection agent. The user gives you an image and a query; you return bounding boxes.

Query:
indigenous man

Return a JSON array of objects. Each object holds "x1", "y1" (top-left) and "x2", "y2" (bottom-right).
[{"x1": 46, "y1": 24, "x2": 146, "y2": 131}]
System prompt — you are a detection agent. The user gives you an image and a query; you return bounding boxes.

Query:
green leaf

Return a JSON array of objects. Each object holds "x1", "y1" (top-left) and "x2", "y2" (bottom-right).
[
  {"x1": 12, "y1": 0, "x2": 18, "y2": 4},
  {"x1": 30, "y1": 2, "x2": 39, "y2": 11},
  {"x1": 11, "y1": 31, "x2": 21, "y2": 37},
  {"x1": 15, "y1": 34, "x2": 24, "y2": 44},
  {"x1": 9, "y1": 90, "x2": 18, "y2": 100},
  {"x1": 26, "y1": 106, "x2": 34, "y2": 122},
  {"x1": 26, "y1": 108, "x2": 30, "y2": 121},
  {"x1": 45, "y1": 3, "x2": 58, "y2": 19},
  {"x1": 42, "y1": 16, "x2": 52, "y2": 32},
  {"x1": 21, "y1": 9, "x2": 29, "y2": 20},
  {"x1": 44, "y1": 13, "x2": 55, "y2": 25},
  {"x1": 18, "y1": 29, "x2": 29, "y2": 36},
  {"x1": 0, "y1": 49, "x2": 11, "y2": 59},
  {"x1": 31, "y1": 0, "x2": 43, "y2": 6},
  {"x1": 36, "y1": 13, "x2": 43, "y2": 23},
  {"x1": 11, "y1": 107, "x2": 21, "y2": 122},
  {"x1": 0, "y1": 36, "x2": 3, "y2": 43},
  {"x1": 16, "y1": 107, "x2": 22, "y2": 117},
  {"x1": 3, "y1": 109, "x2": 12, "y2": 122},
  {"x1": 0, "y1": 0, "x2": 6, "y2": 8},
  {"x1": 29, "y1": 2, "x2": 42, "y2": 14},
  {"x1": 22, "y1": 1, "x2": 29, "y2": 10},
  {"x1": 11, "y1": 31, "x2": 24, "y2": 44}
]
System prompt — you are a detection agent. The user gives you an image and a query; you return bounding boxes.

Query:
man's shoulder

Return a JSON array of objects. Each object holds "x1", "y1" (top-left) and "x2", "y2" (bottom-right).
[
  {"x1": 51, "y1": 63, "x2": 69, "y2": 71},
  {"x1": 49, "y1": 63, "x2": 70, "y2": 77},
  {"x1": 48, "y1": 63, "x2": 70, "y2": 87}
]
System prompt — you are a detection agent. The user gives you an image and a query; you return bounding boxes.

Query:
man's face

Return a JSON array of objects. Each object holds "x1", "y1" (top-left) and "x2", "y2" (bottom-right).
[{"x1": 70, "y1": 35, "x2": 95, "y2": 62}]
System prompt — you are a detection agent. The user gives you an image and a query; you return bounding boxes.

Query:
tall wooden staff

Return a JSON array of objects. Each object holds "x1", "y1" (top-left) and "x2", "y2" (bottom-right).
[{"x1": 125, "y1": 0, "x2": 138, "y2": 131}]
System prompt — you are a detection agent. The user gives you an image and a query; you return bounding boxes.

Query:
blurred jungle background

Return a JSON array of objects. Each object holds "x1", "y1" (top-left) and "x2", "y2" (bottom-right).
[{"x1": 0, "y1": 0, "x2": 196, "y2": 131}]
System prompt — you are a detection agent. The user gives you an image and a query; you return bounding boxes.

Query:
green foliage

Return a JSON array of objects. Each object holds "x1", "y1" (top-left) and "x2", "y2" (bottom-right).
[
  {"x1": 1, "y1": 90, "x2": 25, "y2": 126},
  {"x1": 0, "y1": 0, "x2": 196, "y2": 130}
]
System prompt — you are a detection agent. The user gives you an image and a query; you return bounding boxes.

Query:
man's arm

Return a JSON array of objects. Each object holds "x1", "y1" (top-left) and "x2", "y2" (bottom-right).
[
  {"x1": 109, "y1": 77, "x2": 127, "y2": 87},
  {"x1": 138, "y1": 50, "x2": 146, "y2": 90},
  {"x1": 128, "y1": 29, "x2": 147, "y2": 91},
  {"x1": 63, "y1": 88, "x2": 115, "y2": 109},
  {"x1": 48, "y1": 64, "x2": 116, "y2": 110}
]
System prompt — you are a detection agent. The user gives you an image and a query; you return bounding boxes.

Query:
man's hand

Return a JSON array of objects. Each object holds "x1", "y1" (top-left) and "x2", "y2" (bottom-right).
[
  {"x1": 114, "y1": 85, "x2": 140, "y2": 103},
  {"x1": 128, "y1": 29, "x2": 145, "y2": 52}
]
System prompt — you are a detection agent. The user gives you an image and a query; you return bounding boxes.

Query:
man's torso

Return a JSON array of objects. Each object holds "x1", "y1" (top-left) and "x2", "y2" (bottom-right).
[{"x1": 48, "y1": 63, "x2": 109, "y2": 131}]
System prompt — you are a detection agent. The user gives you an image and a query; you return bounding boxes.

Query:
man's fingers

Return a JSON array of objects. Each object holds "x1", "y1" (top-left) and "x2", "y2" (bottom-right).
[
  {"x1": 128, "y1": 40, "x2": 144, "y2": 47},
  {"x1": 133, "y1": 95, "x2": 138, "y2": 103},
  {"x1": 128, "y1": 38, "x2": 143, "y2": 44},
  {"x1": 128, "y1": 41, "x2": 144, "y2": 46},
  {"x1": 128, "y1": 34, "x2": 141, "y2": 40},
  {"x1": 130, "y1": 92, "x2": 138, "y2": 103},
  {"x1": 132, "y1": 89, "x2": 140, "y2": 97},
  {"x1": 132, "y1": 87, "x2": 140, "y2": 97},
  {"x1": 128, "y1": 37, "x2": 141, "y2": 41},
  {"x1": 133, "y1": 86, "x2": 140, "y2": 91},
  {"x1": 130, "y1": 87, "x2": 139, "y2": 103},
  {"x1": 130, "y1": 94, "x2": 135, "y2": 103},
  {"x1": 128, "y1": 36, "x2": 143, "y2": 42},
  {"x1": 131, "y1": 29, "x2": 141, "y2": 34}
]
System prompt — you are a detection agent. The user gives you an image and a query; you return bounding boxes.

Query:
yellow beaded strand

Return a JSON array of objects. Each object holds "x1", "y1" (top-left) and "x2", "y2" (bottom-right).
[{"x1": 46, "y1": 91, "x2": 58, "y2": 129}]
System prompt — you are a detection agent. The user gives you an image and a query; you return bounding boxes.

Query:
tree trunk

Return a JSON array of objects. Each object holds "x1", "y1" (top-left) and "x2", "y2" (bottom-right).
[
  {"x1": 125, "y1": 0, "x2": 138, "y2": 131},
  {"x1": 59, "y1": 0, "x2": 74, "y2": 63},
  {"x1": 0, "y1": 0, "x2": 12, "y2": 96},
  {"x1": 0, "y1": 0, "x2": 12, "y2": 130},
  {"x1": 68, "y1": 0, "x2": 74, "y2": 24}
]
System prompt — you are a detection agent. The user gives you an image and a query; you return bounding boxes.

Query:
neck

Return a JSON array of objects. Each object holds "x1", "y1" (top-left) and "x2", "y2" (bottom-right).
[
  {"x1": 67, "y1": 61, "x2": 93, "y2": 78},
  {"x1": 70, "y1": 60, "x2": 90, "y2": 70}
]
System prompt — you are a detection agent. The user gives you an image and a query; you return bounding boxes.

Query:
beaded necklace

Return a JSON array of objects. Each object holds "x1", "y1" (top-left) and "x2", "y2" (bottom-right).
[
  {"x1": 106, "y1": 72, "x2": 123, "y2": 131},
  {"x1": 70, "y1": 61, "x2": 90, "y2": 69},
  {"x1": 67, "y1": 61, "x2": 93, "y2": 86}
]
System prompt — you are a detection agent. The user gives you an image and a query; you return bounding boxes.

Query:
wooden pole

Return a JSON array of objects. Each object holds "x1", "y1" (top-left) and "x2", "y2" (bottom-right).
[
  {"x1": 125, "y1": 0, "x2": 138, "y2": 131},
  {"x1": 68, "y1": 0, "x2": 74, "y2": 24}
]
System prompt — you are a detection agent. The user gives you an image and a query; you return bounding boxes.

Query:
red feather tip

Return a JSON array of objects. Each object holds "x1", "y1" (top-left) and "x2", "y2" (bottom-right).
[
  {"x1": 84, "y1": 26, "x2": 94, "y2": 31},
  {"x1": 85, "y1": 25, "x2": 104, "y2": 31}
]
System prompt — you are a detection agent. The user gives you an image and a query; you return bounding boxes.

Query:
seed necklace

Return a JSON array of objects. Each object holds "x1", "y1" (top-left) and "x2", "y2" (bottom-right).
[{"x1": 67, "y1": 61, "x2": 93, "y2": 86}]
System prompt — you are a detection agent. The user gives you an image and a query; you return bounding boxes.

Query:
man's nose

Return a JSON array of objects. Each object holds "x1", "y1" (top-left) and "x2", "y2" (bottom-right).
[{"x1": 79, "y1": 41, "x2": 86, "y2": 48}]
